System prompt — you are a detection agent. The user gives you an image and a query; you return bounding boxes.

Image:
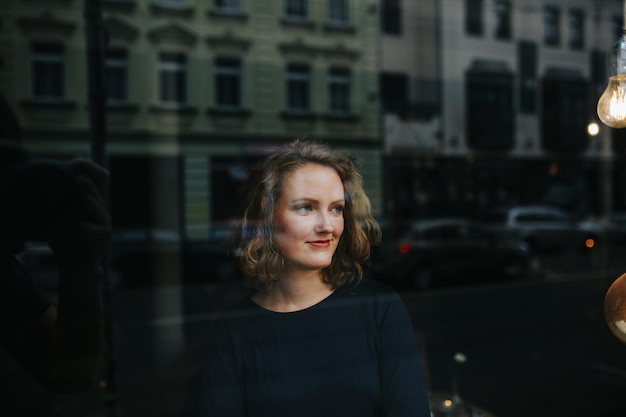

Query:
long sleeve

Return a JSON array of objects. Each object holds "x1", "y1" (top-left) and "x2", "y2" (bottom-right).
[
  {"x1": 199, "y1": 320, "x2": 246, "y2": 417},
  {"x1": 377, "y1": 291, "x2": 431, "y2": 416}
]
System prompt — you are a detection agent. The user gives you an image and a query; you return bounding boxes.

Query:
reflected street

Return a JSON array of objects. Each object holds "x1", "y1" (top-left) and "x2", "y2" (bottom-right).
[{"x1": 2, "y1": 249, "x2": 626, "y2": 417}]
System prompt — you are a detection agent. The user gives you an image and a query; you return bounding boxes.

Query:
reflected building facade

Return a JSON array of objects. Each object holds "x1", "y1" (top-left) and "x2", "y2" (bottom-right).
[
  {"x1": 381, "y1": 0, "x2": 624, "y2": 220},
  {"x1": 0, "y1": 0, "x2": 383, "y2": 285},
  {"x1": 2, "y1": 0, "x2": 625, "y2": 271}
]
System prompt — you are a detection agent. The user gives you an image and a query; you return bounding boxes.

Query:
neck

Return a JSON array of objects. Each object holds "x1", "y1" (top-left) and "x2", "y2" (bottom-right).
[{"x1": 253, "y1": 270, "x2": 334, "y2": 313}]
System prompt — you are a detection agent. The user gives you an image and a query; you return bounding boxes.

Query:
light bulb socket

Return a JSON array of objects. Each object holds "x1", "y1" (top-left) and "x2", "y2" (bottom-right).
[{"x1": 610, "y1": 34, "x2": 626, "y2": 76}]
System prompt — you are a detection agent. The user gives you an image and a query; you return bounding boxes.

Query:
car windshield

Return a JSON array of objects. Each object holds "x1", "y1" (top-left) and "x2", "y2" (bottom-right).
[{"x1": 516, "y1": 211, "x2": 570, "y2": 223}]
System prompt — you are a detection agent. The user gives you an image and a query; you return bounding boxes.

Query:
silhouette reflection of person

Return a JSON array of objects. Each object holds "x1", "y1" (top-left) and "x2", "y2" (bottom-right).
[
  {"x1": 0, "y1": 158, "x2": 111, "y2": 394},
  {"x1": 198, "y1": 141, "x2": 431, "y2": 416}
]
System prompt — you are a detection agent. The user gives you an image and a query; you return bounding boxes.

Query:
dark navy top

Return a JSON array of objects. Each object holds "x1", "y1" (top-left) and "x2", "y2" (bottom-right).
[{"x1": 199, "y1": 278, "x2": 431, "y2": 417}]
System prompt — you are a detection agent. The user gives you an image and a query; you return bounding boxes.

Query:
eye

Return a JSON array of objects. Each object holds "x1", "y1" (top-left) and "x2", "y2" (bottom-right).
[
  {"x1": 331, "y1": 205, "x2": 344, "y2": 214},
  {"x1": 294, "y1": 204, "x2": 313, "y2": 213}
]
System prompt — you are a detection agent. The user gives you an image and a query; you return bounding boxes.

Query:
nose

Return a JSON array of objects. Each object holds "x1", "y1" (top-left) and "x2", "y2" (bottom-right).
[{"x1": 316, "y1": 213, "x2": 334, "y2": 233}]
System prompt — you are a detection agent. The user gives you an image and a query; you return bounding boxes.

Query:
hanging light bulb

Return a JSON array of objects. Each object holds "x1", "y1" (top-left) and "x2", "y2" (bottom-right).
[{"x1": 597, "y1": 21, "x2": 626, "y2": 128}]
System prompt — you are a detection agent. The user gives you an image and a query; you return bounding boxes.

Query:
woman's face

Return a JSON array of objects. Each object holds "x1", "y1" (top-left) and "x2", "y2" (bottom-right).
[{"x1": 273, "y1": 163, "x2": 345, "y2": 275}]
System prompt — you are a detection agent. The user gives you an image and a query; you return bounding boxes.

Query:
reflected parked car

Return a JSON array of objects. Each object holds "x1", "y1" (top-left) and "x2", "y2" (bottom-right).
[
  {"x1": 370, "y1": 218, "x2": 530, "y2": 290},
  {"x1": 485, "y1": 205, "x2": 602, "y2": 254}
]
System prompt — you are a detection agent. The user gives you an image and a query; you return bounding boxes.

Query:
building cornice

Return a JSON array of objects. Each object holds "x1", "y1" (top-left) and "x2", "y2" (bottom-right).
[
  {"x1": 149, "y1": 2, "x2": 195, "y2": 19},
  {"x1": 104, "y1": 16, "x2": 140, "y2": 43},
  {"x1": 205, "y1": 32, "x2": 251, "y2": 52},
  {"x1": 148, "y1": 23, "x2": 198, "y2": 47},
  {"x1": 206, "y1": 9, "x2": 249, "y2": 21},
  {"x1": 102, "y1": 0, "x2": 138, "y2": 13},
  {"x1": 278, "y1": 38, "x2": 319, "y2": 57},
  {"x1": 278, "y1": 39, "x2": 360, "y2": 61},
  {"x1": 17, "y1": 11, "x2": 77, "y2": 38}
]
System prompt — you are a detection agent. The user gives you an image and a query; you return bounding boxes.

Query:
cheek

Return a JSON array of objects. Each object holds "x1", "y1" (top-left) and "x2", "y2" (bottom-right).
[
  {"x1": 274, "y1": 215, "x2": 306, "y2": 240},
  {"x1": 335, "y1": 218, "x2": 345, "y2": 236}
]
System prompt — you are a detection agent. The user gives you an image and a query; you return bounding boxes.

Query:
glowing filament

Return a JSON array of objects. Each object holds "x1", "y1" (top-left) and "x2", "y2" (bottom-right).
[{"x1": 598, "y1": 75, "x2": 626, "y2": 128}]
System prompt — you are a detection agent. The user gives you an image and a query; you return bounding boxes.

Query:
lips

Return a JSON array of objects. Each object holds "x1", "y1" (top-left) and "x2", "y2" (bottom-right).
[{"x1": 308, "y1": 240, "x2": 332, "y2": 247}]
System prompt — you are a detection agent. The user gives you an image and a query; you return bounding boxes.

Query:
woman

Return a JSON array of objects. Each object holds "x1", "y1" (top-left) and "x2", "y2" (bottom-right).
[{"x1": 199, "y1": 140, "x2": 431, "y2": 416}]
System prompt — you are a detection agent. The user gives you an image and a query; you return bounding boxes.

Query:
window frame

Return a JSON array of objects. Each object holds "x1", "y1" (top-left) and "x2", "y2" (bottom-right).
[
  {"x1": 106, "y1": 49, "x2": 129, "y2": 105},
  {"x1": 568, "y1": 8, "x2": 584, "y2": 50},
  {"x1": 328, "y1": 67, "x2": 351, "y2": 115},
  {"x1": 327, "y1": 0, "x2": 350, "y2": 27},
  {"x1": 158, "y1": 52, "x2": 188, "y2": 107},
  {"x1": 30, "y1": 43, "x2": 65, "y2": 101},
  {"x1": 286, "y1": 63, "x2": 311, "y2": 113},
  {"x1": 544, "y1": 6, "x2": 560, "y2": 47},
  {"x1": 285, "y1": 0, "x2": 309, "y2": 21},
  {"x1": 465, "y1": 0, "x2": 483, "y2": 36},
  {"x1": 381, "y1": 0, "x2": 402, "y2": 35},
  {"x1": 214, "y1": 57, "x2": 243, "y2": 109},
  {"x1": 493, "y1": 0, "x2": 512, "y2": 40},
  {"x1": 215, "y1": 0, "x2": 241, "y2": 13}
]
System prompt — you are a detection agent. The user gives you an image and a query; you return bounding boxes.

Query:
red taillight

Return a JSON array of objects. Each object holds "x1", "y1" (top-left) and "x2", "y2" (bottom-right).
[{"x1": 399, "y1": 242, "x2": 410, "y2": 254}]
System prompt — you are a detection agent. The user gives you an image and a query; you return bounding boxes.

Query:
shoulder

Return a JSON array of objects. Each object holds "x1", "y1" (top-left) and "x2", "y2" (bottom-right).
[
  {"x1": 340, "y1": 277, "x2": 401, "y2": 301},
  {"x1": 332, "y1": 277, "x2": 406, "y2": 315},
  {"x1": 207, "y1": 294, "x2": 269, "y2": 338}
]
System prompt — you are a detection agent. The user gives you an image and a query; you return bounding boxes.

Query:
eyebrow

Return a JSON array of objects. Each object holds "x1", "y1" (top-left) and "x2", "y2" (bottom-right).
[{"x1": 290, "y1": 198, "x2": 345, "y2": 205}]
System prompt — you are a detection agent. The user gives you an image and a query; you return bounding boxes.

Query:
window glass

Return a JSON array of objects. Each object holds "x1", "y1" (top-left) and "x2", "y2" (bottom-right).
[
  {"x1": 493, "y1": 0, "x2": 511, "y2": 40},
  {"x1": 215, "y1": 0, "x2": 240, "y2": 12},
  {"x1": 286, "y1": 63, "x2": 310, "y2": 112},
  {"x1": 381, "y1": 0, "x2": 402, "y2": 35},
  {"x1": 328, "y1": 67, "x2": 351, "y2": 114},
  {"x1": 286, "y1": 0, "x2": 308, "y2": 19},
  {"x1": 6, "y1": 3, "x2": 626, "y2": 417},
  {"x1": 327, "y1": 0, "x2": 349, "y2": 25},
  {"x1": 159, "y1": 52, "x2": 187, "y2": 105},
  {"x1": 215, "y1": 57, "x2": 242, "y2": 108},
  {"x1": 568, "y1": 9, "x2": 584, "y2": 49},
  {"x1": 465, "y1": 0, "x2": 483, "y2": 36},
  {"x1": 31, "y1": 43, "x2": 64, "y2": 99},
  {"x1": 106, "y1": 50, "x2": 128, "y2": 104},
  {"x1": 544, "y1": 6, "x2": 560, "y2": 46}
]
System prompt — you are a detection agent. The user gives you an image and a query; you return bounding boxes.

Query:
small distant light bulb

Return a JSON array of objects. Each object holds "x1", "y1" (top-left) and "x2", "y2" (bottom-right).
[
  {"x1": 597, "y1": 75, "x2": 626, "y2": 128},
  {"x1": 587, "y1": 122, "x2": 600, "y2": 136}
]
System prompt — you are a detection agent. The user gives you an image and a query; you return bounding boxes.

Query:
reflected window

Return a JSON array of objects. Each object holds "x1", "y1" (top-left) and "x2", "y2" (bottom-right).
[
  {"x1": 31, "y1": 43, "x2": 64, "y2": 100},
  {"x1": 382, "y1": 0, "x2": 402, "y2": 35},
  {"x1": 286, "y1": 0, "x2": 308, "y2": 19},
  {"x1": 328, "y1": 67, "x2": 351, "y2": 114},
  {"x1": 159, "y1": 0, "x2": 186, "y2": 6},
  {"x1": 465, "y1": 0, "x2": 483, "y2": 36},
  {"x1": 568, "y1": 9, "x2": 584, "y2": 49},
  {"x1": 493, "y1": 0, "x2": 511, "y2": 40},
  {"x1": 544, "y1": 6, "x2": 560, "y2": 46},
  {"x1": 286, "y1": 63, "x2": 310, "y2": 112},
  {"x1": 466, "y1": 65, "x2": 514, "y2": 151},
  {"x1": 158, "y1": 52, "x2": 187, "y2": 106},
  {"x1": 518, "y1": 41, "x2": 537, "y2": 114},
  {"x1": 215, "y1": 57, "x2": 242, "y2": 109},
  {"x1": 106, "y1": 50, "x2": 128, "y2": 104},
  {"x1": 380, "y1": 72, "x2": 408, "y2": 115},
  {"x1": 328, "y1": 0, "x2": 349, "y2": 26},
  {"x1": 541, "y1": 75, "x2": 588, "y2": 152},
  {"x1": 215, "y1": 0, "x2": 240, "y2": 12}
]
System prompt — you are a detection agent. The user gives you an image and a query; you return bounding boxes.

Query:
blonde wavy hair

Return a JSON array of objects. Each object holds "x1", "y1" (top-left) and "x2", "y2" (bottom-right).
[{"x1": 229, "y1": 140, "x2": 381, "y2": 289}]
